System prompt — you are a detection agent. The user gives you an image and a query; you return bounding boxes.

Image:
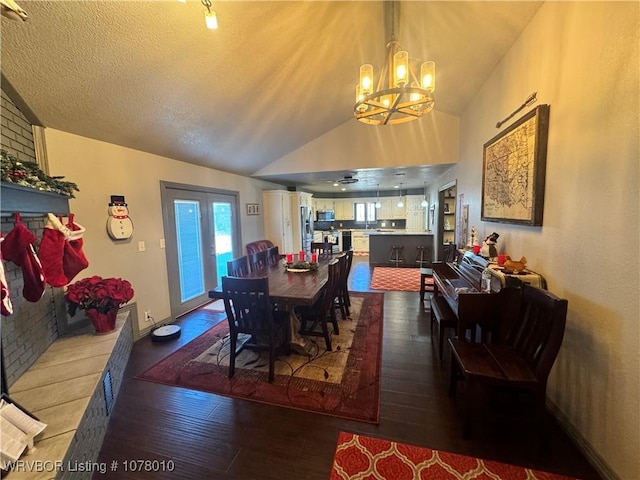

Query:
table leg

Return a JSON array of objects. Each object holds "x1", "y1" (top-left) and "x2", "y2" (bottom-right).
[{"x1": 284, "y1": 306, "x2": 313, "y2": 357}]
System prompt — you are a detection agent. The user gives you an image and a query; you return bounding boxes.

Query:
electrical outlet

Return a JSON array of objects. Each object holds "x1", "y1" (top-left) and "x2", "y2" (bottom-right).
[
  {"x1": 138, "y1": 241, "x2": 146, "y2": 252},
  {"x1": 145, "y1": 310, "x2": 152, "y2": 322}
]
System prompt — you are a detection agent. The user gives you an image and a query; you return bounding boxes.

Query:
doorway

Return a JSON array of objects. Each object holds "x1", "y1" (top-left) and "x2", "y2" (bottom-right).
[{"x1": 161, "y1": 182, "x2": 241, "y2": 318}]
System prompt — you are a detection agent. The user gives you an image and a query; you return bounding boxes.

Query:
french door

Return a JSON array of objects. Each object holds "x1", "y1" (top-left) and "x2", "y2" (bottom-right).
[{"x1": 161, "y1": 182, "x2": 241, "y2": 318}]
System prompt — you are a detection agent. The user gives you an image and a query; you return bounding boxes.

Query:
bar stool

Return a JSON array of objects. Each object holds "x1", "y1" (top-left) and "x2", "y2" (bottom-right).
[
  {"x1": 416, "y1": 245, "x2": 430, "y2": 267},
  {"x1": 389, "y1": 245, "x2": 404, "y2": 267}
]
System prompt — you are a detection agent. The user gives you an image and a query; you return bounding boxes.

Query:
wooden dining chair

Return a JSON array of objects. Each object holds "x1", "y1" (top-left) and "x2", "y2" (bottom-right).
[
  {"x1": 227, "y1": 256, "x2": 250, "y2": 277},
  {"x1": 266, "y1": 246, "x2": 280, "y2": 266},
  {"x1": 221, "y1": 276, "x2": 290, "y2": 383},
  {"x1": 311, "y1": 241, "x2": 333, "y2": 257},
  {"x1": 334, "y1": 251, "x2": 353, "y2": 319},
  {"x1": 296, "y1": 258, "x2": 341, "y2": 350},
  {"x1": 248, "y1": 250, "x2": 268, "y2": 272}
]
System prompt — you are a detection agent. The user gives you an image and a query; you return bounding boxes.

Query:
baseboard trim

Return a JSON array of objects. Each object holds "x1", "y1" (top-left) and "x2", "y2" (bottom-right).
[{"x1": 546, "y1": 399, "x2": 620, "y2": 480}]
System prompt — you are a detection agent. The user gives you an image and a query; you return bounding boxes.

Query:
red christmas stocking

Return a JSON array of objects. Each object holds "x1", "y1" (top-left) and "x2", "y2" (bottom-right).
[
  {"x1": 62, "y1": 214, "x2": 89, "y2": 283},
  {"x1": 0, "y1": 236, "x2": 13, "y2": 316},
  {"x1": 39, "y1": 214, "x2": 68, "y2": 287},
  {"x1": 0, "y1": 214, "x2": 46, "y2": 302}
]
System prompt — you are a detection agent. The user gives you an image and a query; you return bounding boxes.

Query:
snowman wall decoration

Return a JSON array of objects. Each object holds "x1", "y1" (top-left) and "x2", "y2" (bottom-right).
[{"x1": 107, "y1": 196, "x2": 134, "y2": 240}]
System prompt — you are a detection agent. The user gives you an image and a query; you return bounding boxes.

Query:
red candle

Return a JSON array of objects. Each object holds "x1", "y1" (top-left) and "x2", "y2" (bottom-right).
[
  {"x1": 311, "y1": 253, "x2": 318, "y2": 264},
  {"x1": 286, "y1": 253, "x2": 293, "y2": 263},
  {"x1": 299, "y1": 250, "x2": 305, "y2": 262}
]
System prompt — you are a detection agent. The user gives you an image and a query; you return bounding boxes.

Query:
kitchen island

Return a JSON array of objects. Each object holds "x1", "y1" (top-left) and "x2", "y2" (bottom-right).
[{"x1": 367, "y1": 231, "x2": 434, "y2": 267}]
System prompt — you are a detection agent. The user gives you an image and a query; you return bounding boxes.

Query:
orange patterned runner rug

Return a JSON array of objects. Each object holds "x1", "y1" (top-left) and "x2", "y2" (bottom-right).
[
  {"x1": 330, "y1": 431, "x2": 580, "y2": 480},
  {"x1": 370, "y1": 267, "x2": 432, "y2": 292}
]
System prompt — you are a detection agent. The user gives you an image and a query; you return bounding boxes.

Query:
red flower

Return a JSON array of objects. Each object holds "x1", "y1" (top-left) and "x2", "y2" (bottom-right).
[{"x1": 65, "y1": 276, "x2": 134, "y2": 316}]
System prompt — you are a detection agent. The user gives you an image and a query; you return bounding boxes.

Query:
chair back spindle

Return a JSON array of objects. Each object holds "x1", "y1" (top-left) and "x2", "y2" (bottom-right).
[{"x1": 227, "y1": 256, "x2": 250, "y2": 277}]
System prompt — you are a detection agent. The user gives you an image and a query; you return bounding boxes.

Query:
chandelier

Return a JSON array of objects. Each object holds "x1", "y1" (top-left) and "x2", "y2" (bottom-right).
[{"x1": 354, "y1": 1, "x2": 435, "y2": 125}]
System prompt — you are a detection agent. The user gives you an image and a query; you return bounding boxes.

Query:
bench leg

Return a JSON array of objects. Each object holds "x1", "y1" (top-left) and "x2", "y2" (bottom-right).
[
  {"x1": 438, "y1": 322, "x2": 446, "y2": 362},
  {"x1": 462, "y1": 378, "x2": 482, "y2": 439},
  {"x1": 448, "y1": 356, "x2": 460, "y2": 398}
]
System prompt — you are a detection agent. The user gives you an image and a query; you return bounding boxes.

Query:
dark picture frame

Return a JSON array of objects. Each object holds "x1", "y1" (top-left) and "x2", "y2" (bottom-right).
[{"x1": 481, "y1": 104, "x2": 550, "y2": 226}]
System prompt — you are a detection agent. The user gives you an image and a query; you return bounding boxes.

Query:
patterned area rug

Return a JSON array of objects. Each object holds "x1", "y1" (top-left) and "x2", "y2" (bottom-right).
[
  {"x1": 137, "y1": 293, "x2": 383, "y2": 423},
  {"x1": 370, "y1": 267, "x2": 432, "y2": 292},
  {"x1": 330, "y1": 431, "x2": 580, "y2": 480}
]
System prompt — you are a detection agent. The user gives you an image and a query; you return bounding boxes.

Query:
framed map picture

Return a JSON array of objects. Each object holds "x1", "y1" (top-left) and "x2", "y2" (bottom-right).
[{"x1": 481, "y1": 104, "x2": 550, "y2": 226}]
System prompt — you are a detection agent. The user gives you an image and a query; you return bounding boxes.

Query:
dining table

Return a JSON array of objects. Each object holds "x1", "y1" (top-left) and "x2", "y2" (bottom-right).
[{"x1": 208, "y1": 256, "x2": 333, "y2": 356}]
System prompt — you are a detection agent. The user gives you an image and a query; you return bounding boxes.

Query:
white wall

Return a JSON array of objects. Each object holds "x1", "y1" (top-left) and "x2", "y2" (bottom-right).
[
  {"x1": 437, "y1": 3, "x2": 639, "y2": 479},
  {"x1": 253, "y1": 110, "x2": 459, "y2": 176},
  {"x1": 44, "y1": 129, "x2": 282, "y2": 335}
]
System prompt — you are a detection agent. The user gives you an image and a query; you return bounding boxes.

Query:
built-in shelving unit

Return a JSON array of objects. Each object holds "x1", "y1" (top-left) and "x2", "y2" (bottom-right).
[{"x1": 437, "y1": 181, "x2": 456, "y2": 260}]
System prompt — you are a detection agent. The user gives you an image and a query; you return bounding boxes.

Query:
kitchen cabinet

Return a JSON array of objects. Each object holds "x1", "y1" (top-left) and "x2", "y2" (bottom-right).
[
  {"x1": 334, "y1": 199, "x2": 354, "y2": 220},
  {"x1": 314, "y1": 199, "x2": 335, "y2": 212},
  {"x1": 405, "y1": 195, "x2": 426, "y2": 232},
  {"x1": 262, "y1": 190, "x2": 293, "y2": 253},
  {"x1": 376, "y1": 198, "x2": 392, "y2": 219},
  {"x1": 351, "y1": 231, "x2": 369, "y2": 253},
  {"x1": 391, "y1": 198, "x2": 406, "y2": 219}
]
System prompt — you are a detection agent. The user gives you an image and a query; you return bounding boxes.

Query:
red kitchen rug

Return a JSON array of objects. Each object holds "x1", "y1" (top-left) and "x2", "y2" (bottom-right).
[
  {"x1": 329, "y1": 431, "x2": 580, "y2": 480},
  {"x1": 370, "y1": 267, "x2": 432, "y2": 292}
]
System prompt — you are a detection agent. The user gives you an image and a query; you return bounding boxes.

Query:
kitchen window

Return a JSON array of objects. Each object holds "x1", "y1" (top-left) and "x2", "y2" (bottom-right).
[{"x1": 355, "y1": 202, "x2": 377, "y2": 223}]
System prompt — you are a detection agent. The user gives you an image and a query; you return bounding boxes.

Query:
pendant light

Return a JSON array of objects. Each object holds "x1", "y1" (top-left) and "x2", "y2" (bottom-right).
[
  {"x1": 375, "y1": 184, "x2": 382, "y2": 208},
  {"x1": 421, "y1": 182, "x2": 428, "y2": 207},
  {"x1": 396, "y1": 183, "x2": 404, "y2": 208}
]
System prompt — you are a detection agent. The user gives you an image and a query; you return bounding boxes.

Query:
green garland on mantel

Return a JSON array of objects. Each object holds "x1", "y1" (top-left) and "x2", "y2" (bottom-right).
[{"x1": 1, "y1": 149, "x2": 79, "y2": 198}]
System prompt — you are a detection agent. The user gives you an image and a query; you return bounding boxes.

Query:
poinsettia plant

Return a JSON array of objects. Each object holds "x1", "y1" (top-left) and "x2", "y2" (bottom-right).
[{"x1": 65, "y1": 276, "x2": 134, "y2": 316}]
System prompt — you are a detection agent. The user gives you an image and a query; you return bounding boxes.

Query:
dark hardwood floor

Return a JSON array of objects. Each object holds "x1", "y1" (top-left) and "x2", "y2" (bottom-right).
[{"x1": 95, "y1": 257, "x2": 602, "y2": 479}]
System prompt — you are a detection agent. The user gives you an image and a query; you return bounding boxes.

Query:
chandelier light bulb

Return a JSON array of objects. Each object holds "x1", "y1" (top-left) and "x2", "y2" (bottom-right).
[
  {"x1": 375, "y1": 183, "x2": 382, "y2": 208},
  {"x1": 421, "y1": 61, "x2": 435, "y2": 92},
  {"x1": 205, "y1": 9, "x2": 218, "y2": 29},
  {"x1": 393, "y1": 50, "x2": 409, "y2": 87},
  {"x1": 360, "y1": 64, "x2": 373, "y2": 95}
]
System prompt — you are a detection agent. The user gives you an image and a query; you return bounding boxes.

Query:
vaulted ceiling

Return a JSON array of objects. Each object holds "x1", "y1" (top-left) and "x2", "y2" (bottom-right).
[{"x1": 1, "y1": 1, "x2": 542, "y2": 193}]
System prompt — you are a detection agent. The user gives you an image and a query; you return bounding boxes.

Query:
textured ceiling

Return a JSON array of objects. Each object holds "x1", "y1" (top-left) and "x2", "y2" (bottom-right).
[{"x1": 1, "y1": 1, "x2": 542, "y2": 193}]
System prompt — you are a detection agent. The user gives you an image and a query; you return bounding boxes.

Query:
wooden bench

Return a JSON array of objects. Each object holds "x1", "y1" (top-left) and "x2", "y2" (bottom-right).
[{"x1": 448, "y1": 284, "x2": 568, "y2": 437}]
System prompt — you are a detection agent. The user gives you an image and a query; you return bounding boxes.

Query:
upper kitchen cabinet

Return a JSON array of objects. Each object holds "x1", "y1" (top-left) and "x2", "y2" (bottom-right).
[
  {"x1": 405, "y1": 195, "x2": 426, "y2": 232},
  {"x1": 314, "y1": 199, "x2": 334, "y2": 212},
  {"x1": 262, "y1": 190, "x2": 293, "y2": 253},
  {"x1": 391, "y1": 198, "x2": 406, "y2": 219},
  {"x1": 334, "y1": 199, "x2": 354, "y2": 220},
  {"x1": 376, "y1": 198, "x2": 392, "y2": 219}
]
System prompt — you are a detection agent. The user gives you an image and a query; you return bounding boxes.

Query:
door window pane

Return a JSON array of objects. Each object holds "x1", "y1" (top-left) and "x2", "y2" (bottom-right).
[
  {"x1": 175, "y1": 200, "x2": 205, "y2": 302},
  {"x1": 212, "y1": 202, "x2": 233, "y2": 285}
]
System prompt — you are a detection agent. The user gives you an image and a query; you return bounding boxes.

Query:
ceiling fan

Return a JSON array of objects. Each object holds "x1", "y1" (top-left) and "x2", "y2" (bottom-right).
[{"x1": 337, "y1": 175, "x2": 359, "y2": 185}]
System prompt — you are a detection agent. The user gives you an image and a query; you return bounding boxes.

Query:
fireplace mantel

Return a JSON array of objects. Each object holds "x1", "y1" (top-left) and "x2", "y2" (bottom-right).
[{"x1": 1, "y1": 182, "x2": 70, "y2": 217}]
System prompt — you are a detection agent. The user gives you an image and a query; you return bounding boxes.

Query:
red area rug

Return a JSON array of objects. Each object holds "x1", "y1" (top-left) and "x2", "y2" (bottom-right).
[
  {"x1": 330, "y1": 431, "x2": 580, "y2": 480},
  {"x1": 137, "y1": 293, "x2": 383, "y2": 423},
  {"x1": 370, "y1": 267, "x2": 432, "y2": 292}
]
